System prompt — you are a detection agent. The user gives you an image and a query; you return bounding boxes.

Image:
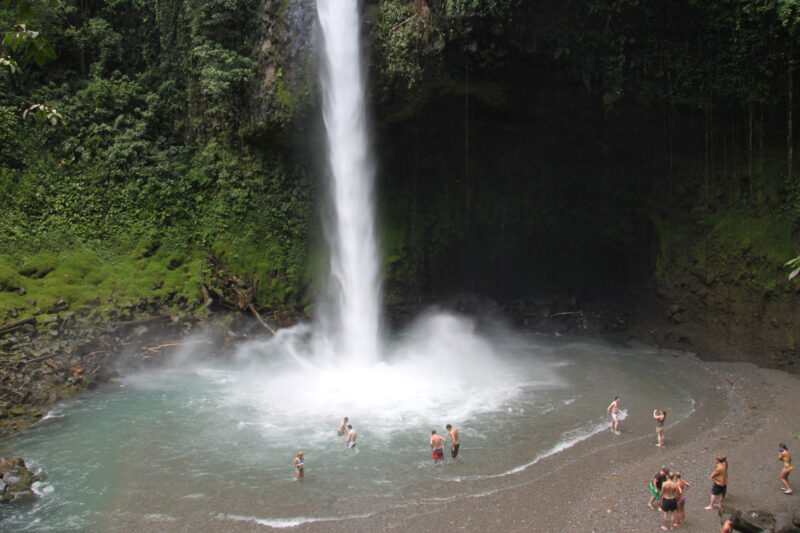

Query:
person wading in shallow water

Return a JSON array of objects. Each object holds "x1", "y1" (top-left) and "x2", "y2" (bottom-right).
[
  {"x1": 779, "y1": 443, "x2": 793, "y2": 494},
  {"x1": 654, "y1": 409, "x2": 666, "y2": 446},
  {"x1": 430, "y1": 430, "x2": 447, "y2": 465},
  {"x1": 294, "y1": 451, "x2": 304, "y2": 482},
  {"x1": 607, "y1": 396, "x2": 621, "y2": 434},
  {"x1": 446, "y1": 424, "x2": 460, "y2": 462},
  {"x1": 338, "y1": 417, "x2": 348, "y2": 437},
  {"x1": 345, "y1": 424, "x2": 357, "y2": 449},
  {"x1": 705, "y1": 455, "x2": 728, "y2": 510}
]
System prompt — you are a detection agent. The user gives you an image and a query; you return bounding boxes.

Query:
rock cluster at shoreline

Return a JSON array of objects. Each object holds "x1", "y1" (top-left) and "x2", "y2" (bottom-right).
[
  {"x1": 0, "y1": 456, "x2": 43, "y2": 503},
  {"x1": 0, "y1": 304, "x2": 283, "y2": 438}
]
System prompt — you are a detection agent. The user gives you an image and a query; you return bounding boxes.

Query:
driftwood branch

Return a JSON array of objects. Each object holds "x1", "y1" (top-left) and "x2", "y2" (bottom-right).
[
  {"x1": 550, "y1": 311, "x2": 584, "y2": 318},
  {"x1": 0, "y1": 317, "x2": 36, "y2": 336},
  {"x1": 141, "y1": 338, "x2": 215, "y2": 353},
  {"x1": 248, "y1": 303, "x2": 276, "y2": 335}
]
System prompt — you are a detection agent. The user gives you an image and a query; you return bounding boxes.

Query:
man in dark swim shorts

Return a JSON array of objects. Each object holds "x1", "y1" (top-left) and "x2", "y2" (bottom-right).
[
  {"x1": 446, "y1": 424, "x2": 460, "y2": 461},
  {"x1": 659, "y1": 472, "x2": 682, "y2": 531}
]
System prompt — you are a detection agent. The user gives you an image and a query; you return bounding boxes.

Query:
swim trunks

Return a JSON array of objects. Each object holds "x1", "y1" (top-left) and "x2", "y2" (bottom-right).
[
  {"x1": 711, "y1": 482, "x2": 727, "y2": 496},
  {"x1": 451, "y1": 444, "x2": 460, "y2": 459},
  {"x1": 661, "y1": 498, "x2": 678, "y2": 512},
  {"x1": 348, "y1": 441, "x2": 356, "y2": 449},
  {"x1": 433, "y1": 448, "x2": 444, "y2": 462}
]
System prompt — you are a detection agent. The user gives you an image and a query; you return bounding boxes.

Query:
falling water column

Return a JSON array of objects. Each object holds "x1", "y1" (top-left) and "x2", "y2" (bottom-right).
[{"x1": 316, "y1": 0, "x2": 381, "y2": 365}]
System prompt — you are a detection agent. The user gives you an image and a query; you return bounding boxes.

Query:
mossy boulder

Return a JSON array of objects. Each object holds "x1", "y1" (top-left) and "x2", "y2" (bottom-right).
[{"x1": 0, "y1": 457, "x2": 44, "y2": 503}]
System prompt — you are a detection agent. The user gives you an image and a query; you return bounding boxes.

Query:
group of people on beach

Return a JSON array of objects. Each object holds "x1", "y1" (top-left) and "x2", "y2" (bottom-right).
[
  {"x1": 293, "y1": 418, "x2": 461, "y2": 481},
  {"x1": 607, "y1": 395, "x2": 794, "y2": 532},
  {"x1": 648, "y1": 465, "x2": 691, "y2": 531}
]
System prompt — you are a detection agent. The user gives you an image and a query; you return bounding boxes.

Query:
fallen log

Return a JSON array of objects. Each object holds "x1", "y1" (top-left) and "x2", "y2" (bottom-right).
[
  {"x1": 0, "y1": 317, "x2": 36, "y2": 336},
  {"x1": 550, "y1": 311, "x2": 584, "y2": 318},
  {"x1": 141, "y1": 339, "x2": 215, "y2": 353},
  {"x1": 248, "y1": 303, "x2": 276, "y2": 335}
]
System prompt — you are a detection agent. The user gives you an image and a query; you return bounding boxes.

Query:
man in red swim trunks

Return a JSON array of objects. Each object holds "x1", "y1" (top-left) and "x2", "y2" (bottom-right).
[{"x1": 430, "y1": 430, "x2": 447, "y2": 465}]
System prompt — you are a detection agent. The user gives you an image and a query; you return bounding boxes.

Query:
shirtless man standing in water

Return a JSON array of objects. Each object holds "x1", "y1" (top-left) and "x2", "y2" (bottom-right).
[
  {"x1": 430, "y1": 430, "x2": 447, "y2": 465},
  {"x1": 659, "y1": 472, "x2": 682, "y2": 531},
  {"x1": 607, "y1": 396, "x2": 621, "y2": 434},
  {"x1": 446, "y1": 424, "x2": 460, "y2": 461},
  {"x1": 337, "y1": 417, "x2": 348, "y2": 437},
  {"x1": 345, "y1": 424, "x2": 357, "y2": 448}
]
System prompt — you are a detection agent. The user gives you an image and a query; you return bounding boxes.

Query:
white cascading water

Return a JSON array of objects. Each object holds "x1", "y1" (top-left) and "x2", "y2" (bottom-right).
[{"x1": 316, "y1": 0, "x2": 381, "y2": 365}]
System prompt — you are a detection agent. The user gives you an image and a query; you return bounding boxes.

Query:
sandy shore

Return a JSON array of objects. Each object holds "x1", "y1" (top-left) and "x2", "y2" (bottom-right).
[{"x1": 267, "y1": 351, "x2": 800, "y2": 533}]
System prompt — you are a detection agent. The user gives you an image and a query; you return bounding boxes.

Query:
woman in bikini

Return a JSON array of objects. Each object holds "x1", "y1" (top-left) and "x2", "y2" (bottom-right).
[
  {"x1": 779, "y1": 443, "x2": 793, "y2": 494},
  {"x1": 654, "y1": 409, "x2": 666, "y2": 446},
  {"x1": 675, "y1": 471, "x2": 691, "y2": 526}
]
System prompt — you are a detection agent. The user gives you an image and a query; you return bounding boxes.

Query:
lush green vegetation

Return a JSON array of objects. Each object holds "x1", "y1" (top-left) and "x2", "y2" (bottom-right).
[
  {"x1": 1, "y1": 0, "x2": 316, "y2": 324},
  {"x1": 2, "y1": 0, "x2": 800, "y2": 327}
]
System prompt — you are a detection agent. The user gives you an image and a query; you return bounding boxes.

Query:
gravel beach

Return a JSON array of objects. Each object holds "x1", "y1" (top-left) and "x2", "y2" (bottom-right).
[{"x1": 275, "y1": 351, "x2": 800, "y2": 533}]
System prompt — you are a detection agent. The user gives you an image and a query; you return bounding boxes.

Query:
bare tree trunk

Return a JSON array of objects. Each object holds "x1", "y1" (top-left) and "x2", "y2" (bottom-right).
[
  {"x1": 705, "y1": 105, "x2": 712, "y2": 200},
  {"x1": 748, "y1": 101, "x2": 753, "y2": 196},
  {"x1": 789, "y1": 53, "x2": 794, "y2": 188},
  {"x1": 759, "y1": 106, "x2": 765, "y2": 182}
]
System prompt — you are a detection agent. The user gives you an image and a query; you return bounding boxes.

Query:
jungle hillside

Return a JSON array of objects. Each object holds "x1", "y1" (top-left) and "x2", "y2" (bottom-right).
[{"x1": 2, "y1": 0, "x2": 800, "y2": 370}]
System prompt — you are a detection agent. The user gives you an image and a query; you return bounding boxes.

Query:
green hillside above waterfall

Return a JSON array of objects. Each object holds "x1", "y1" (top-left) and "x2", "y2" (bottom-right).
[{"x1": 2, "y1": 0, "x2": 800, "y2": 367}]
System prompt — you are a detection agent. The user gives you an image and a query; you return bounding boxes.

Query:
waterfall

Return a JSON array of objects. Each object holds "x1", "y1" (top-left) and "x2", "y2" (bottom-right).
[{"x1": 316, "y1": 0, "x2": 381, "y2": 364}]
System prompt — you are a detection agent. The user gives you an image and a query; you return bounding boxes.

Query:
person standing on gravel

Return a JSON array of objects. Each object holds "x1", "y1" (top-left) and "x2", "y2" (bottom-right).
[
  {"x1": 648, "y1": 466, "x2": 669, "y2": 509},
  {"x1": 779, "y1": 443, "x2": 793, "y2": 494},
  {"x1": 675, "y1": 471, "x2": 691, "y2": 526},
  {"x1": 705, "y1": 455, "x2": 728, "y2": 510},
  {"x1": 659, "y1": 472, "x2": 682, "y2": 531}
]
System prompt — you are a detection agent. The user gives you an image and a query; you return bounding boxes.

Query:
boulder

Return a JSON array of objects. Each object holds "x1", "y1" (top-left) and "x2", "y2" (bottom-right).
[
  {"x1": 0, "y1": 456, "x2": 44, "y2": 503},
  {"x1": 721, "y1": 505, "x2": 776, "y2": 532}
]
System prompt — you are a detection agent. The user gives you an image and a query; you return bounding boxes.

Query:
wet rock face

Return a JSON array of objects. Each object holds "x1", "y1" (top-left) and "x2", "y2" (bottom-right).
[{"x1": 0, "y1": 457, "x2": 44, "y2": 503}]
